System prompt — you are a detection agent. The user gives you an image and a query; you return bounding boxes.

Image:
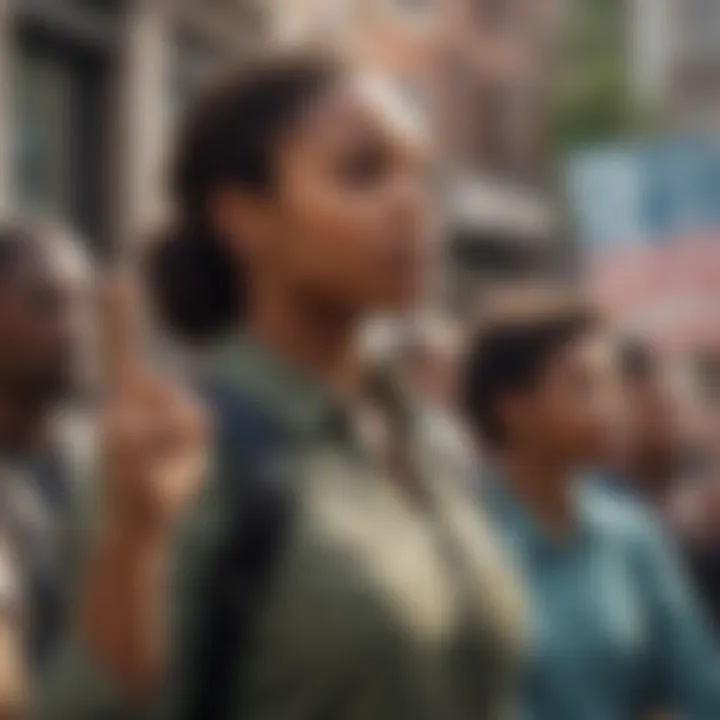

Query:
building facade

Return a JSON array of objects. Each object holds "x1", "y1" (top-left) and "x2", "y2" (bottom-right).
[
  {"x1": 671, "y1": 0, "x2": 720, "y2": 133},
  {"x1": 629, "y1": 0, "x2": 673, "y2": 109},
  {"x1": 0, "y1": 0, "x2": 265, "y2": 256},
  {"x1": 271, "y1": 0, "x2": 561, "y2": 314},
  {"x1": 0, "y1": 0, "x2": 562, "y2": 314},
  {"x1": 440, "y1": 0, "x2": 559, "y2": 311},
  {"x1": 629, "y1": 0, "x2": 720, "y2": 134}
]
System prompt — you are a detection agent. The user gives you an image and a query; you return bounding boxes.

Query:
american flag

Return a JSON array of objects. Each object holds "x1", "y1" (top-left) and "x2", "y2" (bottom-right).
[{"x1": 590, "y1": 235, "x2": 720, "y2": 353}]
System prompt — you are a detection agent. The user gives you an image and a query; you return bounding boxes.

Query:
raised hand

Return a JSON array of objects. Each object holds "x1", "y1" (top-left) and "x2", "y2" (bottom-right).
[
  {"x1": 100, "y1": 274, "x2": 207, "y2": 541},
  {"x1": 71, "y1": 275, "x2": 208, "y2": 702}
]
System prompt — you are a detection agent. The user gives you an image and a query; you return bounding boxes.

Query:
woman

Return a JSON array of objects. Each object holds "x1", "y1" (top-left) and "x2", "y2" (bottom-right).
[
  {"x1": 46, "y1": 49, "x2": 522, "y2": 719},
  {"x1": 462, "y1": 291, "x2": 720, "y2": 719}
]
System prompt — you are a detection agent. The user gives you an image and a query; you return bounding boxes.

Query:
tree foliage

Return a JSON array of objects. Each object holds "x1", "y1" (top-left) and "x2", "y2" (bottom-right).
[{"x1": 551, "y1": 0, "x2": 638, "y2": 152}]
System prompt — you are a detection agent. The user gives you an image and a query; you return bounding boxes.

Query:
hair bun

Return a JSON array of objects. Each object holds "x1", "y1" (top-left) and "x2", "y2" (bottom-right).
[{"x1": 146, "y1": 220, "x2": 240, "y2": 345}]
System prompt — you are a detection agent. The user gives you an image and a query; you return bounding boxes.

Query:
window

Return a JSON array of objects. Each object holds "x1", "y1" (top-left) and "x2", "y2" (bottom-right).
[
  {"x1": 170, "y1": 31, "x2": 223, "y2": 119},
  {"x1": 472, "y1": 81, "x2": 534, "y2": 179},
  {"x1": 11, "y1": 24, "x2": 112, "y2": 249},
  {"x1": 13, "y1": 48, "x2": 74, "y2": 220}
]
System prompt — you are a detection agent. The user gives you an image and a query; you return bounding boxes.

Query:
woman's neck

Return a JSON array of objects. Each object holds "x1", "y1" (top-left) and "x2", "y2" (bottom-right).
[
  {"x1": 498, "y1": 449, "x2": 575, "y2": 536},
  {"x1": 247, "y1": 287, "x2": 361, "y2": 399}
]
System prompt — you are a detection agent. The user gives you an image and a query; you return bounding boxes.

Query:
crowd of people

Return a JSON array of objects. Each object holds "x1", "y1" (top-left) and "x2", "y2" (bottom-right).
[{"x1": 0, "y1": 47, "x2": 717, "y2": 719}]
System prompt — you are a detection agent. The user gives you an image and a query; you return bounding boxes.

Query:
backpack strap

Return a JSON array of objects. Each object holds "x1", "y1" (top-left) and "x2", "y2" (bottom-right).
[{"x1": 182, "y1": 379, "x2": 294, "y2": 719}]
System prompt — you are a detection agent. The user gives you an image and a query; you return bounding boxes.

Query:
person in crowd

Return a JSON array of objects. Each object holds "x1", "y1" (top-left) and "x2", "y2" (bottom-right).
[
  {"x1": 0, "y1": 222, "x2": 94, "y2": 689},
  {"x1": 664, "y1": 393, "x2": 720, "y2": 633},
  {"x1": 613, "y1": 339, "x2": 684, "y2": 511},
  {"x1": 607, "y1": 340, "x2": 720, "y2": 632},
  {"x1": 44, "y1": 48, "x2": 523, "y2": 719},
  {"x1": 462, "y1": 289, "x2": 720, "y2": 720},
  {"x1": 670, "y1": 468, "x2": 720, "y2": 634}
]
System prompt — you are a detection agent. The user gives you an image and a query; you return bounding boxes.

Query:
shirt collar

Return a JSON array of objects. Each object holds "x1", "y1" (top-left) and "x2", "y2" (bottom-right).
[
  {"x1": 484, "y1": 468, "x2": 603, "y2": 559},
  {"x1": 206, "y1": 335, "x2": 349, "y2": 441},
  {"x1": 205, "y1": 336, "x2": 414, "y2": 447}
]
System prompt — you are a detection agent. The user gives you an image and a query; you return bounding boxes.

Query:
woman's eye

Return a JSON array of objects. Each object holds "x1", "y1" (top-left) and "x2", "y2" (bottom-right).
[{"x1": 338, "y1": 145, "x2": 388, "y2": 187}]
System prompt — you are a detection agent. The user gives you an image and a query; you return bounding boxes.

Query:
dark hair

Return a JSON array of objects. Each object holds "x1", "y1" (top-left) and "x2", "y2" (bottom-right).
[
  {"x1": 147, "y1": 49, "x2": 345, "y2": 344},
  {"x1": 462, "y1": 293, "x2": 596, "y2": 446},
  {"x1": 0, "y1": 223, "x2": 40, "y2": 276}
]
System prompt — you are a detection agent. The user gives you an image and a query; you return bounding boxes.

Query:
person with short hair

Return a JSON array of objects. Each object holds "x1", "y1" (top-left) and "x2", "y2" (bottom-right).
[
  {"x1": 0, "y1": 222, "x2": 95, "y2": 686},
  {"x1": 462, "y1": 289, "x2": 720, "y2": 720}
]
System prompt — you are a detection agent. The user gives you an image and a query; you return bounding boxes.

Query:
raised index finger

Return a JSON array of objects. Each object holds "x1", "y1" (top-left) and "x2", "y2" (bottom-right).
[{"x1": 101, "y1": 271, "x2": 144, "y2": 395}]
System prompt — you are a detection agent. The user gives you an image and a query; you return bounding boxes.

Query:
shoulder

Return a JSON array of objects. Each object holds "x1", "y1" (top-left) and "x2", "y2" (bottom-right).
[
  {"x1": 581, "y1": 478, "x2": 668, "y2": 558},
  {"x1": 175, "y1": 384, "x2": 295, "y2": 574}
]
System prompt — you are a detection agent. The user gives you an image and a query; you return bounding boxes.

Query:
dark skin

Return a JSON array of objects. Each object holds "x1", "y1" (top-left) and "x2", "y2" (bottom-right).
[
  {"x1": 212, "y1": 78, "x2": 431, "y2": 392},
  {"x1": 0, "y1": 245, "x2": 77, "y2": 455},
  {"x1": 84, "y1": 75, "x2": 433, "y2": 699},
  {"x1": 494, "y1": 335, "x2": 607, "y2": 535}
]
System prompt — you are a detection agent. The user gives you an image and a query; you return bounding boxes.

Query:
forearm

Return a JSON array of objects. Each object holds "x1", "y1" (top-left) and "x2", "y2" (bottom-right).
[
  {"x1": 78, "y1": 526, "x2": 168, "y2": 704},
  {"x1": 0, "y1": 619, "x2": 26, "y2": 720}
]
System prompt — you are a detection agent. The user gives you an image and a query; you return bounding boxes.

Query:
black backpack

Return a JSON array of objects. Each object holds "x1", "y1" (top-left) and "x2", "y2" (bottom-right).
[{"x1": 168, "y1": 379, "x2": 294, "y2": 720}]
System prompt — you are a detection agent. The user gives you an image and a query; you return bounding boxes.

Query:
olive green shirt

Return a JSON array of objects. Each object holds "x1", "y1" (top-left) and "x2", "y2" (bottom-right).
[{"x1": 39, "y1": 338, "x2": 523, "y2": 719}]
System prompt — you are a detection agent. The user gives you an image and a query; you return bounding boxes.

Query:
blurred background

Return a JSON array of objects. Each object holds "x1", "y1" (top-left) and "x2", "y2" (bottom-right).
[
  {"x1": 0, "y1": 0, "x2": 718, "y2": 483},
  {"x1": 1, "y1": 4, "x2": 720, "y2": 712}
]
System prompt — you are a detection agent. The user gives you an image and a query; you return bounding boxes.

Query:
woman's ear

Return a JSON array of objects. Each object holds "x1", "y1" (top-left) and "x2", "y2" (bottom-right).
[{"x1": 209, "y1": 188, "x2": 274, "y2": 262}]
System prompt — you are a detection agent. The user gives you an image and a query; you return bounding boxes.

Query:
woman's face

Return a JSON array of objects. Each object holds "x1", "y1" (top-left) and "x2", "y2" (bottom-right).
[{"x1": 245, "y1": 77, "x2": 433, "y2": 318}]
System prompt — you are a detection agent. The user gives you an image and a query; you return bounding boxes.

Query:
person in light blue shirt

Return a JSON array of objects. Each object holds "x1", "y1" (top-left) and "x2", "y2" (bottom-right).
[{"x1": 461, "y1": 289, "x2": 720, "y2": 720}]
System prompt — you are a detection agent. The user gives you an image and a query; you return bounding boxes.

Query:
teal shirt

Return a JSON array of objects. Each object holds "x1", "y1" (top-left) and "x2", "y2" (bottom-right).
[{"x1": 486, "y1": 476, "x2": 720, "y2": 720}]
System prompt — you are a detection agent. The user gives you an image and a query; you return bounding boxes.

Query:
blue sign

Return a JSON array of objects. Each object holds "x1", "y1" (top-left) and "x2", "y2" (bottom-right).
[{"x1": 564, "y1": 139, "x2": 720, "y2": 252}]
